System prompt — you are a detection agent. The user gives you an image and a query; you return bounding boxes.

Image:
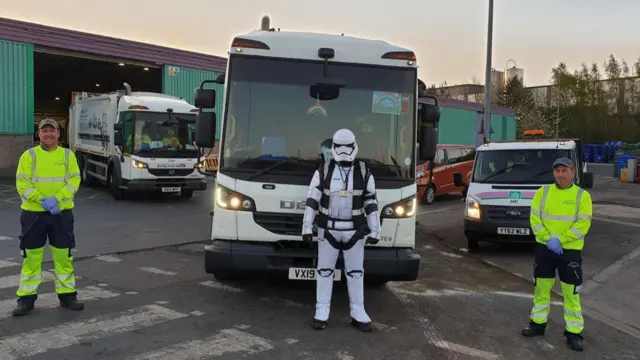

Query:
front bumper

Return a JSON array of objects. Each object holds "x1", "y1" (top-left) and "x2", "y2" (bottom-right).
[
  {"x1": 204, "y1": 239, "x2": 420, "y2": 281},
  {"x1": 123, "y1": 178, "x2": 207, "y2": 192}
]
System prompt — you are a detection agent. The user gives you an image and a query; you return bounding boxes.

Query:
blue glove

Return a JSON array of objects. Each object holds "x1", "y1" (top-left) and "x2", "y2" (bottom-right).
[
  {"x1": 546, "y1": 237, "x2": 563, "y2": 255},
  {"x1": 49, "y1": 204, "x2": 61, "y2": 216},
  {"x1": 41, "y1": 197, "x2": 58, "y2": 211}
]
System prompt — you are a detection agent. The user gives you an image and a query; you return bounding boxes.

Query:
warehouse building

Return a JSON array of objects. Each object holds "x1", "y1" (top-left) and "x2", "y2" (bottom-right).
[{"x1": 0, "y1": 17, "x2": 226, "y2": 176}]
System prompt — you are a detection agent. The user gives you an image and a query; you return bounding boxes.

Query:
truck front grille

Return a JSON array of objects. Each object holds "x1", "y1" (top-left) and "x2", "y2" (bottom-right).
[
  {"x1": 148, "y1": 169, "x2": 194, "y2": 177},
  {"x1": 253, "y1": 212, "x2": 304, "y2": 236}
]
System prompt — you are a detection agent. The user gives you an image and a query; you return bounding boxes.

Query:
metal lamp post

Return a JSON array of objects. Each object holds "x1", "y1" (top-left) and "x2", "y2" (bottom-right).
[{"x1": 482, "y1": 0, "x2": 494, "y2": 143}]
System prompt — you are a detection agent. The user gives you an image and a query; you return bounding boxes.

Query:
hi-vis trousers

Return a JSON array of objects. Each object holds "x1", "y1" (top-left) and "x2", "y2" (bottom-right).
[
  {"x1": 529, "y1": 243, "x2": 584, "y2": 335},
  {"x1": 17, "y1": 210, "x2": 77, "y2": 304}
]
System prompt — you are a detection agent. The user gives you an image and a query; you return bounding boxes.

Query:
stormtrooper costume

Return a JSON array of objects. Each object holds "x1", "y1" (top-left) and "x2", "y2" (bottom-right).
[{"x1": 302, "y1": 129, "x2": 382, "y2": 332}]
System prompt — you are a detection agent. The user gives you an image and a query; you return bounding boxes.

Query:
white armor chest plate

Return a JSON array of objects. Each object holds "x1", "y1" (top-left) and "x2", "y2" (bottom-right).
[{"x1": 327, "y1": 166, "x2": 355, "y2": 220}]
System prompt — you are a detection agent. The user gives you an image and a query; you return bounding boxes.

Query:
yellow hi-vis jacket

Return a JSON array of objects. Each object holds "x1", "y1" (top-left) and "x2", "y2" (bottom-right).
[
  {"x1": 16, "y1": 146, "x2": 81, "y2": 212},
  {"x1": 530, "y1": 184, "x2": 592, "y2": 251}
]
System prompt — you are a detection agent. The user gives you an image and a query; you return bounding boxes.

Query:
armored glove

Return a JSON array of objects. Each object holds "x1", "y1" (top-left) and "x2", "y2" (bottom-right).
[
  {"x1": 365, "y1": 237, "x2": 379, "y2": 245},
  {"x1": 302, "y1": 234, "x2": 313, "y2": 244},
  {"x1": 546, "y1": 237, "x2": 563, "y2": 255}
]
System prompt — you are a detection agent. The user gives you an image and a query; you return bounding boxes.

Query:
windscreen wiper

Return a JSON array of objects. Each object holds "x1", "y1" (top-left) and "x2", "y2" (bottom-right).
[
  {"x1": 478, "y1": 163, "x2": 527, "y2": 183},
  {"x1": 246, "y1": 158, "x2": 302, "y2": 181}
]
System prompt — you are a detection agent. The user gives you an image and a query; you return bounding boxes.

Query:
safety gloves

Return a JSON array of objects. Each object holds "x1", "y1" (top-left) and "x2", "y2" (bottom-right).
[
  {"x1": 546, "y1": 237, "x2": 563, "y2": 255},
  {"x1": 41, "y1": 196, "x2": 61, "y2": 215}
]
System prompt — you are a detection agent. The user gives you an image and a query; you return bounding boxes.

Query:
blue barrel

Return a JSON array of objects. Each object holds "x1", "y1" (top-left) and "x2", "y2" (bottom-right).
[
  {"x1": 594, "y1": 145, "x2": 605, "y2": 163},
  {"x1": 583, "y1": 144, "x2": 593, "y2": 162}
]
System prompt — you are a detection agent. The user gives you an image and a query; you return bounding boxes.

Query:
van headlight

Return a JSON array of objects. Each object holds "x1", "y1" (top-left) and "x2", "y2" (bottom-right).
[
  {"x1": 381, "y1": 196, "x2": 417, "y2": 218},
  {"x1": 215, "y1": 184, "x2": 255, "y2": 212},
  {"x1": 465, "y1": 196, "x2": 481, "y2": 220}
]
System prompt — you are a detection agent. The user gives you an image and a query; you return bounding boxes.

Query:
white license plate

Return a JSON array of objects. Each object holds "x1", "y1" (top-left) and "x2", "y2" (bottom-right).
[
  {"x1": 497, "y1": 227, "x2": 530, "y2": 235},
  {"x1": 161, "y1": 187, "x2": 181, "y2": 193},
  {"x1": 288, "y1": 267, "x2": 341, "y2": 281}
]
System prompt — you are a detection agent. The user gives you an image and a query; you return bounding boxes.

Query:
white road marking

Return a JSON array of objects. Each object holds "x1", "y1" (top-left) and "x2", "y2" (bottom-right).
[
  {"x1": 126, "y1": 328, "x2": 274, "y2": 360},
  {"x1": 389, "y1": 287, "x2": 446, "y2": 352},
  {"x1": 5, "y1": 258, "x2": 14, "y2": 261},
  {"x1": 0, "y1": 286, "x2": 119, "y2": 320},
  {"x1": 95, "y1": 255, "x2": 122, "y2": 263},
  {"x1": 492, "y1": 291, "x2": 563, "y2": 306},
  {"x1": 126, "y1": 291, "x2": 139, "y2": 295},
  {"x1": 389, "y1": 285, "x2": 565, "y2": 306},
  {"x1": 0, "y1": 271, "x2": 55, "y2": 290},
  {"x1": 431, "y1": 340, "x2": 500, "y2": 359},
  {"x1": 582, "y1": 244, "x2": 640, "y2": 294},
  {"x1": 0, "y1": 260, "x2": 20, "y2": 269},
  {"x1": 190, "y1": 310, "x2": 205, "y2": 316},
  {"x1": 417, "y1": 205, "x2": 461, "y2": 216},
  {"x1": 0, "y1": 236, "x2": 14, "y2": 241},
  {"x1": 439, "y1": 251, "x2": 462, "y2": 259},
  {"x1": 234, "y1": 324, "x2": 250, "y2": 330},
  {"x1": 155, "y1": 300, "x2": 169, "y2": 305},
  {"x1": 541, "y1": 341, "x2": 554, "y2": 349},
  {"x1": 336, "y1": 351, "x2": 355, "y2": 360},
  {"x1": 283, "y1": 338, "x2": 299, "y2": 344},
  {"x1": 0, "y1": 304, "x2": 188, "y2": 360},
  {"x1": 199, "y1": 280, "x2": 244, "y2": 293},
  {"x1": 98, "y1": 283, "x2": 108, "y2": 287},
  {"x1": 138, "y1": 267, "x2": 177, "y2": 276}
]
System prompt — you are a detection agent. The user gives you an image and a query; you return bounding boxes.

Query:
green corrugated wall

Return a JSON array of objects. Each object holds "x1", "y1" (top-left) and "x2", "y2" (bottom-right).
[
  {"x1": 437, "y1": 106, "x2": 516, "y2": 145},
  {"x1": 0, "y1": 40, "x2": 34, "y2": 134},
  {"x1": 162, "y1": 64, "x2": 224, "y2": 139}
]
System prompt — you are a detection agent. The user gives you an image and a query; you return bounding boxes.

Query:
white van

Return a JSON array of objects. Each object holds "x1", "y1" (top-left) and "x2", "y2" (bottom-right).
[{"x1": 453, "y1": 138, "x2": 593, "y2": 251}]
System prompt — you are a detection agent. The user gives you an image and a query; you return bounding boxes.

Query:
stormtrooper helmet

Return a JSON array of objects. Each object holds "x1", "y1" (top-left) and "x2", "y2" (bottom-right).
[{"x1": 331, "y1": 128, "x2": 358, "y2": 164}]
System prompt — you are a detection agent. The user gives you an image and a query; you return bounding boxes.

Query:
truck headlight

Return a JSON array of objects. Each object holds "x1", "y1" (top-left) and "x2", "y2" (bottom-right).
[
  {"x1": 195, "y1": 159, "x2": 206, "y2": 169},
  {"x1": 465, "y1": 196, "x2": 481, "y2": 220},
  {"x1": 215, "y1": 184, "x2": 255, "y2": 212},
  {"x1": 381, "y1": 196, "x2": 417, "y2": 218},
  {"x1": 132, "y1": 159, "x2": 148, "y2": 169}
]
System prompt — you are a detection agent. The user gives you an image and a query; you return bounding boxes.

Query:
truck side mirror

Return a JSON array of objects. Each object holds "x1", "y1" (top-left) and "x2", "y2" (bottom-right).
[
  {"x1": 418, "y1": 95, "x2": 440, "y2": 161},
  {"x1": 215, "y1": 74, "x2": 225, "y2": 84},
  {"x1": 581, "y1": 172, "x2": 594, "y2": 189},
  {"x1": 194, "y1": 89, "x2": 216, "y2": 108},
  {"x1": 195, "y1": 112, "x2": 217, "y2": 148},
  {"x1": 113, "y1": 123, "x2": 123, "y2": 147}
]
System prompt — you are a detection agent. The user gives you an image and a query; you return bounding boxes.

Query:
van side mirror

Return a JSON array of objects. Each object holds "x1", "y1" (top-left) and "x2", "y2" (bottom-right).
[
  {"x1": 581, "y1": 172, "x2": 594, "y2": 189},
  {"x1": 453, "y1": 172, "x2": 463, "y2": 187},
  {"x1": 195, "y1": 112, "x2": 217, "y2": 148}
]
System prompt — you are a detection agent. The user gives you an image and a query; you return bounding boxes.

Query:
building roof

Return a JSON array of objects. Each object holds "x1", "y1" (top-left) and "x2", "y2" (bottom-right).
[
  {"x1": 0, "y1": 17, "x2": 227, "y2": 73},
  {"x1": 419, "y1": 95, "x2": 516, "y2": 117}
]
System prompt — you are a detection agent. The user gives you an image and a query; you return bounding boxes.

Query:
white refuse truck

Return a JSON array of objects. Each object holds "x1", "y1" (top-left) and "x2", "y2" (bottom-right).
[
  {"x1": 190, "y1": 16, "x2": 441, "y2": 284},
  {"x1": 453, "y1": 130, "x2": 594, "y2": 251},
  {"x1": 68, "y1": 84, "x2": 207, "y2": 200}
]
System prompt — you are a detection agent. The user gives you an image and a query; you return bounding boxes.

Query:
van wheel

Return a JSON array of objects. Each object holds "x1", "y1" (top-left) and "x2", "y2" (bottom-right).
[
  {"x1": 466, "y1": 236, "x2": 480, "y2": 252},
  {"x1": 421, "y1": 184, "x2": 436, "y2": 205}
]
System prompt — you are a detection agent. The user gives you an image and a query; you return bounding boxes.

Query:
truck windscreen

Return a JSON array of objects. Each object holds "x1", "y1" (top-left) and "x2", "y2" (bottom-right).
[
  {"x1": 220, "y1": 55, "x2": 417, "y2": 181},
  {"x1": 472, "y1": 149, "x2": 572, "y2": 184},
  {"x1": 126, "y1": 112, "x2": 197, "y2": 157}
]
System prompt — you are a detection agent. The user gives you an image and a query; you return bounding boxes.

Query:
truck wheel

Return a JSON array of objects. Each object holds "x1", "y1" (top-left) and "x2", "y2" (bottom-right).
[
  {"x1": 108, "y1": 167, "x2": 125, "y2": 201},
  {"x1": 466, "y1": 236, "x2": 480, "y2": 252},
  {"x1": 421, "y1": 184, "x2": 436, "y2": 205},
  {"x1": 79, "y1": 155, "x2": 96, "y2": 187},
  {"x1": 180, "y1": 189, "x2": 194, "y2": 199}
]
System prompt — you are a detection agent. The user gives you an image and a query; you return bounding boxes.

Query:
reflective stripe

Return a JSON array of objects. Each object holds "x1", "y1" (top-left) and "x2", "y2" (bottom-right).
[
  {"x1": 322, "y1": 189, "x2": 363, "y2": 196},
  {"x1": 55, "y1": 280, "x2": 76, "y2": 289},
  {"x1": 566, "y1": 320, "x2": 584, "y2": 327},
  {"x1": 569, "y1": 227, "x2": 585, "y2": 239},
  {"x1": 319, "y1": 207, "x2": 363, "y2": 216},
  {"x1": 532, "y1": 224, "x2": 545, "y2": 232},
  {"x1": 577, "y1": 214, "x2": 592, "y2": 220},
  {"x1": 538, "y1": 185, "x2": 585, "y2": 222},
  {"x1": 27, "y1": 147, "x2": 71, "y2": 184},
  {"x1": 565, "y1": 309, "x2": 583, "y2": 318},
  {"x1": 22, "y1": 187, "x2": 36, "y2": 200},
  {"x1": 18, "y1": 283, "x2": 40, "y2": 292},
  {"x1": 55, "y1": 273, "x2": 73, "y2": 281},
  {"x1": 20, "y1": 273, "x2": 42, "y2": 281},
  {"x1": 16, "y1": 173, "x2": 29, "y2": 181}
]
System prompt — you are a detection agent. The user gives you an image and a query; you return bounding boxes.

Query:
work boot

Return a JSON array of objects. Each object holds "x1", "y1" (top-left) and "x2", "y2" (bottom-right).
[
  {"x1": 60, "y1": 298, "x2": 84, "y2": 310},
  {"x1": 565, "y1": 332, "x2": 584, "y2": 352},
  {"x1": 350, "y1": 317, "x2": 373, "y2": 332},
  {"x1": 521, "y1": 322, "x2": 546, "y2": 337},
  {"x1": 11, "y1": 302, "x2": 34, "y2": 317}
]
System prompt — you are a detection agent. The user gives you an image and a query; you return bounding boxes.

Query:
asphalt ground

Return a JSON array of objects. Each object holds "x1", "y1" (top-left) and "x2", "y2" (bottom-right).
[{"x1": 0, "y1": 179, "x2": 638, "y2": 358}]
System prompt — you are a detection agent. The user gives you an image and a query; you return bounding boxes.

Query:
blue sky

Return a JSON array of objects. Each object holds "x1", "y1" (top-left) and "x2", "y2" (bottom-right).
[{"x1": 3, "y1": 0, "x2": 639, "y2": 86}]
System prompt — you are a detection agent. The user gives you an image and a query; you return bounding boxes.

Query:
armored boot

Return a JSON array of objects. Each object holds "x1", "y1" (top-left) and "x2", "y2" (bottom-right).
[
  {"x1": 346, "y1": 270, "x2": 372, "y2": 332},
  {"x1": 312, "y1": 268, "x2": 335, "y2": 330},
  {"x1": 60, "y1": 296, "x2": 84, "y2": 310}
]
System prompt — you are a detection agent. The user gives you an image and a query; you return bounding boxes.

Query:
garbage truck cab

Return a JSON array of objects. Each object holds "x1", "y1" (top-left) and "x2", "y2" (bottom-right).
[
  {"x1": 191, "y1": 17, "x2": 441, "y2": 283},
  {"x1": 454, "y1": 130, "x2": 594, "y2": 251}
]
